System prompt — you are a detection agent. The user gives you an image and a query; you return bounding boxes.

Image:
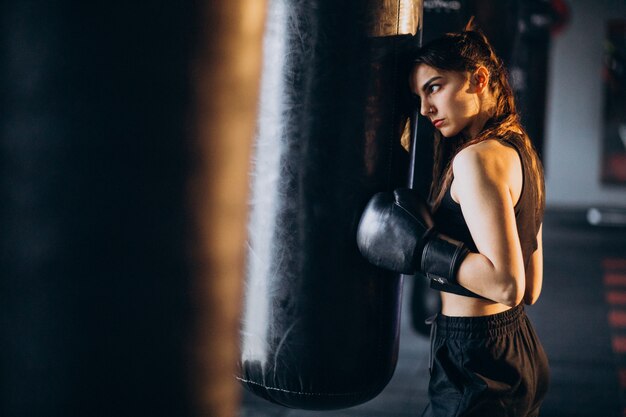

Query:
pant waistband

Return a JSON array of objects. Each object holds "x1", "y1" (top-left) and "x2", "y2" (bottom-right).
[{"x1": 435, "y1": 304, "x2": 525, "y2": 339}]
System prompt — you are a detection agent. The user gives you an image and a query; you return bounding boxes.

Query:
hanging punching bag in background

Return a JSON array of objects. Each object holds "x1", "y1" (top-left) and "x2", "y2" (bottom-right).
[
  {"x1": 508, "y1": 0, "x2": 567, "y2": 160},
  {"x1": 238, "y1": 0, "x2": 423, "y2": 410}
]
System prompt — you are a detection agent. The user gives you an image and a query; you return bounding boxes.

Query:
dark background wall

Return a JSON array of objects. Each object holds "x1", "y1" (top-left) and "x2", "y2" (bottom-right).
[{"x1": 544, "y1": 0, "x2": 626, "y2": 208}]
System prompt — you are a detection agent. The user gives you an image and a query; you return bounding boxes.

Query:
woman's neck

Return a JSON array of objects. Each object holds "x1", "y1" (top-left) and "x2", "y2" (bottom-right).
[{"x1": 463, "y1": 93, "x2": 497, "y2": 140}]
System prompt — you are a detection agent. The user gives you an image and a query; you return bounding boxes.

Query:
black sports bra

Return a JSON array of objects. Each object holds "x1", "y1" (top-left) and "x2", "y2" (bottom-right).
[{"x1": 431, "y1": 136, "x2": 543, "y2": 298}]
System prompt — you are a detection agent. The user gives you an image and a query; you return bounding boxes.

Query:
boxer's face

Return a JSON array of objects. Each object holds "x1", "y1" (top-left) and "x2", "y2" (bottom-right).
[{"x1": 410, "y1": 64, "x2": 482, "y2": 139}]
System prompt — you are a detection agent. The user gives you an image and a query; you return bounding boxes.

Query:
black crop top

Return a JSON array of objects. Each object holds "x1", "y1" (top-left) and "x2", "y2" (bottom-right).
[{"x1": 430, "y1": 135, "x2": 544, "y2": 298}]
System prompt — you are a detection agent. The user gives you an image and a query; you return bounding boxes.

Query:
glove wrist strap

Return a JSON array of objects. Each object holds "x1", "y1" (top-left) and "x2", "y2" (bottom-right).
[{"x1": 421, "y1": 236, "x2": 469, "y2": 285}]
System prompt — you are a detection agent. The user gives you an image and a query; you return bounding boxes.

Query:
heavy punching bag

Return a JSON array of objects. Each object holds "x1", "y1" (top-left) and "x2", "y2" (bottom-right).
[{"x1": 238, "y1": 0, "x2": 422, "y2": 410}]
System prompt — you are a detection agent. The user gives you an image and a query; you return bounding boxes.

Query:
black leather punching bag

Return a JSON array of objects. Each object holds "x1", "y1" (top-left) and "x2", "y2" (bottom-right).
[{"x1": 238, "y1": 0, "x2": 423, "y2": 410}]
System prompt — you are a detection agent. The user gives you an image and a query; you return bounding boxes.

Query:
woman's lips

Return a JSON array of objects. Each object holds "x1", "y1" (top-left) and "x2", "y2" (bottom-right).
[{"x1": 432, "y1": 119, "x2": 444, "y2": 128}]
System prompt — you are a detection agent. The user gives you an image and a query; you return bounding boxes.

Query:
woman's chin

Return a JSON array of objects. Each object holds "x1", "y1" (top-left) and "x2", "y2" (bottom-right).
[
  {"x1": 438, "y1": 125, "x2": 464, "y2": 138},
  {"x1": 439, "y1": 129, "x2": 457, "y2": 138}
]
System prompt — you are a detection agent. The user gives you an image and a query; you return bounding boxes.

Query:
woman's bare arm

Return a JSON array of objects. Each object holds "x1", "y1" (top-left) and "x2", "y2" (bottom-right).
[{"x1": 450, "y1": 141, "x2": 526, "y2": 307}]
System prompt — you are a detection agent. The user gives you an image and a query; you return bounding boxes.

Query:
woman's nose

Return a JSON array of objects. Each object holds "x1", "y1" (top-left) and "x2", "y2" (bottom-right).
[{"x1": 420, "y1": 100, "x2": 431, "y2": 117}]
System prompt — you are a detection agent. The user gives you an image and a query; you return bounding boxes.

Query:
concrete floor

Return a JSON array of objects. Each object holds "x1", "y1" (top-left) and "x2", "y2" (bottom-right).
[{"x1": 239, "y1": 209, "x2": 626, "y2": 417}]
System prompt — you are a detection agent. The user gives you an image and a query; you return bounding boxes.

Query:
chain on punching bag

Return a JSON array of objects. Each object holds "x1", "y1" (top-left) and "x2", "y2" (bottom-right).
[{"x1": 238, "y1": 0, "x2": 423, "y2": 410}]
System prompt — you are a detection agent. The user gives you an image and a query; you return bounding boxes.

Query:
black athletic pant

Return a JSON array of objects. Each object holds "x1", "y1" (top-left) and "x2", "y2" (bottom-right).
[{"x1": 421, "y1": 304, "x2": 549, "y2": 417}]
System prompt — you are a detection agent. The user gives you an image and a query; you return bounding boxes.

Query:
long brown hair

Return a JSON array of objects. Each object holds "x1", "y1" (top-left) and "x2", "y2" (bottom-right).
[{"x1": 412, "y1": 20, "x2": 545, "y2": 221}]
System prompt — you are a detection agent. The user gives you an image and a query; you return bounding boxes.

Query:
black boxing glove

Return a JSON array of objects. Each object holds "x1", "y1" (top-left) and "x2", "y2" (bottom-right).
[
  {"x1": 356, "y1": 188, "x2": 434, "y2": 274},
  {"x1": 356, "y1": 188, "x2": 469, "y2": 285}
]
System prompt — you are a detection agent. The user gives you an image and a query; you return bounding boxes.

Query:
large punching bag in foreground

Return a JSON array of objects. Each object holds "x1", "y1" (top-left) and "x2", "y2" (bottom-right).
[
  {"x1": 238, "y1": 0, "x2": 423, "y2": 410},
  {"x1": 1, "y1": 2, "x2": 264, "y2": 417}
]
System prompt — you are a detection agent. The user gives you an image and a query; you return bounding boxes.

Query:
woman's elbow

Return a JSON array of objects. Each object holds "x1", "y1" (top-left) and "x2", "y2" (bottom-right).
[
  {"x1": 501, "y1": 291, "x2": 523, "y2": 308},
  {"x1": 498, "y1": 276, "x2": 525, "y2": 307}
]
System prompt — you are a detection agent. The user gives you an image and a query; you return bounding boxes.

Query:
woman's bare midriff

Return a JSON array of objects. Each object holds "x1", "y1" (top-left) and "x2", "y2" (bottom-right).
[{"x1": 440, "y1": 291, "x2": 514, "y2": 317}]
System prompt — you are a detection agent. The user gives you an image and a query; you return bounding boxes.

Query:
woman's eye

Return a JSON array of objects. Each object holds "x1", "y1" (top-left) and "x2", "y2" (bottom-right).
[{"x1": 428, "y1": 84, "x2": 441, "y2": 94}]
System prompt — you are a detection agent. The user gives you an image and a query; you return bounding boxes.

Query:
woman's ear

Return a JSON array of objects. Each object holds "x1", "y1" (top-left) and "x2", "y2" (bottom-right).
[{"x1": 472, "y1": 66, "x2": 489, "y2": 93}]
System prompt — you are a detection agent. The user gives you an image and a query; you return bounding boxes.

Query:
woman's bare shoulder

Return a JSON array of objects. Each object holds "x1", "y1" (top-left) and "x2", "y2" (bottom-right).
[{"x1": 452, "y1": 139, "x2": 518, "y2": 179}]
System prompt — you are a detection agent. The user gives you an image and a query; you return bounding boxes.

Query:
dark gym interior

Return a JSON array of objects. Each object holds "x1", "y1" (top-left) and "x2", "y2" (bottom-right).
[{"x1": 2, "y1": 1, "x2": 626, "y2": 417}]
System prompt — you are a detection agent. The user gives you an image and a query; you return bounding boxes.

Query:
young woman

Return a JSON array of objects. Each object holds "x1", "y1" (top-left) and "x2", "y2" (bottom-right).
[
  {"x1": 407, "y1": 24, "x2": 550, "y2": 416},
  {"x1": 355, "y1": 19, "x2": 550, "y2": 416}
]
